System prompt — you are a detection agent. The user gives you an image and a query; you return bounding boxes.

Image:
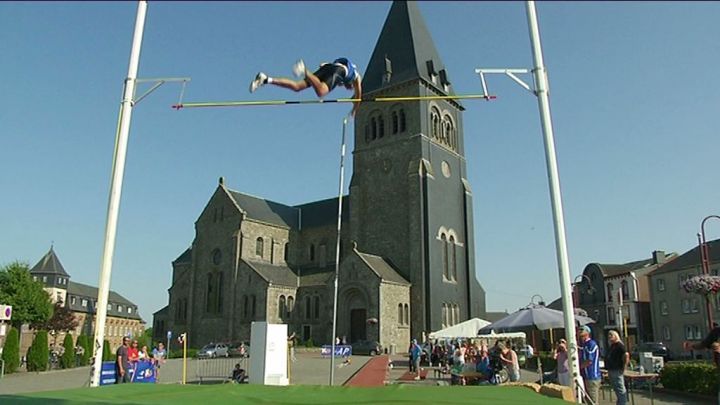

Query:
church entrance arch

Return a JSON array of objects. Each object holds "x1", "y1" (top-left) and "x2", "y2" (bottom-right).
[{"x1": 341, "y1": 287, "x2": 369, "y2": 343}]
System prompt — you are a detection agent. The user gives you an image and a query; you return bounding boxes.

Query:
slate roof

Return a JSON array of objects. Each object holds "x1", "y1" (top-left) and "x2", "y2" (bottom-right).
[
  {"x1": 295, "y1": 197, "x2": 350, "y2": 228},
  {"x1": 153, "y1": 305, "x2": 169, "y2": 316},
  {"x1": 66, "y1": 281, "x2": 142, "y2": 321},
  {"x1": 244, "y1": 260, "x2": 298, "y2": 287},
  {"x1": 173, "y1": 248, "x2": 192, "y2": 264},
  {"x1": 29, "y1": 247, "x2": 69, "y2": 277},
  {"x1": 298, "y1": 268, "x2": 335, "y2": 287},
  {"x1": 595, "y1": 259, "x2": 656, "y2": 278},
  {"x1": 364, "y1": 1, "x2": 457, "y2": 99},
  {"x1": 356, "y1": 251, "x2": 409, "y2": 285},
  {"x1": 651, "y1": 239, "x2": 720, "y2": 276},
  {"x1": 226, "y1": 189, "x2": 299, "y2": 229}
]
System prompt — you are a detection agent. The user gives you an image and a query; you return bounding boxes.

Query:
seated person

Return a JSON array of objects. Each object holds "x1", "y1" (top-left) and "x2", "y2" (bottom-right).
[{"x1": 231, "y1": 363, "x2": 247, "y2": 383}]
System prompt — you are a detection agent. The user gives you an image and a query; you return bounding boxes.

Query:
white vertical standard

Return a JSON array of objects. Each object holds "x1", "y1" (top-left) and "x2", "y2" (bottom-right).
[
  {"x1": 525, "y1": 1, "x2": 582, "y2": 402},
  {"x1": 329, "y1": 115, "x2": 350, "y2": 385},
  {"x1": 90, "y1": 0, "x2": 148, "y2": 388}
]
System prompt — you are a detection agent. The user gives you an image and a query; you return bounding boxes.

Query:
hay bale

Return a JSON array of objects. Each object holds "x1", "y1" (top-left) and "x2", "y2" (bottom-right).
[{"x1": 539, "y1": 383, "x2": 574, "y2": 402}]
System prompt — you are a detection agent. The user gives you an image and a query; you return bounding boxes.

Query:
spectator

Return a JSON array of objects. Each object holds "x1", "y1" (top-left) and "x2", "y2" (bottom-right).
[
  {"x1": 500, "y1": 343, "x2": 520, "y2": 382},
  {"x1": 409, "y1": 339, "x2": 423, "y2": 380},
  {"x1": 605, "y1": 330, "x2": 629, "y2": 405},
  {"x1": 231, "y1": 363, "x2": 247, "y2": 383},
  {"x1": 685, "y1": 324, "x2": 720, "y2": 404},
  {"x1": 128, "y1": 340, "x2": 140, "y2": 364},
  {"x1": 151, "y1": 342, "x2": 167, "y2": 383},
  {"x1": 579, "y1": 326, "x2": 601, "y2": 405},
  {"x1": 553, "y1": 339, "x2": 570, "y2": 387},
  {"x1": 116, "y1": 337, "x2": 131, "y2": 384},
  {"x1": 139, "y1": 345, "x2": 150, "y2": 362},
  {"x1": 75, "y1": 343, "x2": 85, "y2": 367}
]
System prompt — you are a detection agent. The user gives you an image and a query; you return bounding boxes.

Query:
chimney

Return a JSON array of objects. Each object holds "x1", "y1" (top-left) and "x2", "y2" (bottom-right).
[{"x1": 652, "y1": 250, "x2": 666, "y2": 265}]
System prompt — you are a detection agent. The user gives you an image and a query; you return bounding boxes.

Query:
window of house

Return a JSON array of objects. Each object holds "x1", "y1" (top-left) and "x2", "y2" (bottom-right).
[
  {"x1": 43, "y1": 276, "x2": 47, "y2": 283},
  {"x1": 449, "y1": 235, "x2": 457, "y2": 281},
  {"x1": 660, "y1": 301, "x2": 668, "y2": 315},
  {"x1": 128, "y1": 307, "x2": 132, "y2": 314},
  {"x1": 313, "y1": 296, "x2": 320, "y2": 319},
  {"x1": 279, "y1": 295, "x2": 286, "y2": 319},
  {"x1": 287, "y1": 296, "x2": 294, "y2": 315},
  {"x1": 682, "y1": 299, "x2": 690, "y2": 314},
  {"x1": 398, "y1": 304, "x2": 403, "y2": 324},
  {"x1": 302, "y1": 325, "x2": 312, "y2": 342},
  {"x1": 607, "y1": 283, "x2": 614, "y2": 302},
  {"x1": 657, "y1": 279, "x2": 665, "y2": 292},
  {"x1": 442, "y1": 303, "x2": 448, "y2": 328},
  {"x1": 685, "y1": 325, "x2": 694, "y2": 340},
  {"x1": 399, "y1": 110, "x2": 406, "y2": 132},
  {"x1": 82, "y1": 299, "x2": 88, "y2": 307},
  {"x1": 305, "y1": 296, "x2": 311, "y2": 320},
  {"x1": 206, "y1": 273, "x2": 214, "y2": 312},
  {"x1": 404, "y1": 303, "x2": 409, "y2": 325},
  {"x1": 309, "y1": 244, "x2": 315, "y2": 261},
  {"x1": 117, "y1": 305, "x2": 122, "y2": 312},
  {"x1": 371, "y1": 117, "x2": 377, "y2": 140},
  {"x1": 71, "y1": 296, "x2": 76, "y2": 305},
  {"x1": 107, "y1": 303, "x2": 112, "y2": 311},
  {"x1": 441, "y1": 233, "x2": 449, "y2": 280},
  {"x1": 392, "y1": 111, "x2": 398, "y2": 134},
  {"x1": 621, "y1": 280, "x2": 629, "y2": 300},
  {"x1": 607, "y1": 307, "x2": 616, "y2": 324},
  {"x1": 691, "y1": 298, "x2": 699, "y2": 313},
  {"x1": 255, "y1": 237, "x2": 264, "y2": 258},
  {"x1": 378, "y1": 115, "x2": 385, "y2": 138},
  {"x1": 217, "y1": 272, "x2": 224, "y2": 313},
  {"x1": 284, "y1": 243, "x2": 289, "y2": 262}
]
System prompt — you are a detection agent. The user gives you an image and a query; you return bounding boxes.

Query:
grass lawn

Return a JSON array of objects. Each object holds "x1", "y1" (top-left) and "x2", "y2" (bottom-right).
[{"x1": 1, "y1": 384, "x2": 568, "y2": 404}]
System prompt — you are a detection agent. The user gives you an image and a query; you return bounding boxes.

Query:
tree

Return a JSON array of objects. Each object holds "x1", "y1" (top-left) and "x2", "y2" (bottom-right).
[
  {"x1": 60, "y1": 333, "x2": 75, "y2": 369},
  {"x1": 0, "y1": 261, "x2": 53, "y2": 329},
  {"x1": 102, "y1": 339, "x2": 113, "y2": 362},
  {"x1": 27, "y1": 330, "x2": 49, "y2": 372},
  {"x1": 39, "y1": 301, "x2": 79, "y2": 343},
  {"x1": 1, "y1": 327, "x2": 20, "y2": 373},
  {"x1": 76, "y1": 334, "x2": 91, "y2": 366}
]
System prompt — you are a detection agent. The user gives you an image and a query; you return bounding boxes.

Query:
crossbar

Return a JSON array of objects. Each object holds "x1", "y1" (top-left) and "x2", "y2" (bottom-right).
[{"x1": 172, "y1": 94, "x2": 496, "y2": 109}]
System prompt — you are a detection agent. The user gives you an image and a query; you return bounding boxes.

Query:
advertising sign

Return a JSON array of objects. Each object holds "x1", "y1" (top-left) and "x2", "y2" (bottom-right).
[{"x1": 320, "y1": 345, "x2": 352, "y2": 357}]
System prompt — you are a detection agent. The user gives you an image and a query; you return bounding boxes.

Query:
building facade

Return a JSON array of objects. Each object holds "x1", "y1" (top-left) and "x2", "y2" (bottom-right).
[
  {"x1": 648, "y1": 239, "x2": 720, "y2": 359},
  {"x1": 575, "y1": 251, "x2": 673, "y2": 352},
  {"x1": 154, "y1": 0, "x2": 486, "y2": 351},
  {"x1": 29, "y1": 247, "x2": 144, "y2": 351}
]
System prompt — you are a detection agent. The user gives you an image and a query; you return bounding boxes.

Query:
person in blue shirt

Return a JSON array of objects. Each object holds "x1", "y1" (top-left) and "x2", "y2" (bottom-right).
[
  {"x1": 579, "y1": 326, "x2": 601, "y2": 405},
  {"x1": 249, "y1": 57, "x2": 363, "y2": 117},
  {"x1": 409, "y1": 339, "x2": 423, "y2": 380}
]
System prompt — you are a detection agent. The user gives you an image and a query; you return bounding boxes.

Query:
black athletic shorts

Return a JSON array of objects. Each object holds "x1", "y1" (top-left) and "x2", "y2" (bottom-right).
[{"x1": 308, "y1": 63, "x2": 347, "y2": 91}]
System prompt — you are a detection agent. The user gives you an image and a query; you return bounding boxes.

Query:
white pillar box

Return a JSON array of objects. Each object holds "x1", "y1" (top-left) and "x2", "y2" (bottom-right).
[{"x1": 249, "y1": 322, "x2": 289, "y2": 386}]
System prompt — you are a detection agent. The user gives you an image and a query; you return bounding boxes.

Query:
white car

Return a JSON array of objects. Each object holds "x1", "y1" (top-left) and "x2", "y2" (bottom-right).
[{"x1": 197, "y1": 343, "x2": 229, "y2": 358}]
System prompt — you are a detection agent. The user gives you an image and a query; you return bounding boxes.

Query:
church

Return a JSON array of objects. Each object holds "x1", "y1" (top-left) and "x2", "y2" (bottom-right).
[{"x1": 153, "y1": 1, "x2": 486, "y2": 352}]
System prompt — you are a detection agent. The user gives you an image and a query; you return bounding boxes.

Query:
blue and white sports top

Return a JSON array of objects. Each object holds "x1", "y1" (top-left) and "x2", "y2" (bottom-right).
[{"x1": 333, "y1": 57, "x2": 360, "y2": 85}]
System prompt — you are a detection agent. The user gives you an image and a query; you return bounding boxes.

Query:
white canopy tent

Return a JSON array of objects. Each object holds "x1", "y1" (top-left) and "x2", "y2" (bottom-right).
[{"x1": 428, "y1": 318, "x2": 492, "y2": 339}]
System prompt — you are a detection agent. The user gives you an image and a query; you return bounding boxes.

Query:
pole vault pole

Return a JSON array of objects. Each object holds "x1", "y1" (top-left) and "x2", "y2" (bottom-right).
[
  {"x1": 329, "y1": 115, "x2": 350, "y2": 386},
  {"x1": 526, "y1": 1, "x2": 582, "y2": 402},
  {"x1": 91, "y1": 0, "x2": 147, "y2": 387}
]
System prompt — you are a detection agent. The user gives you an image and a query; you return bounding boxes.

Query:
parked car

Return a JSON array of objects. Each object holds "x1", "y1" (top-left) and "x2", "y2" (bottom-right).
[
  {"x1": 351, "y1": 340, "x2": 382, "y2": 356},
  {"x1": 197, "y1": 343, "x2": 229, "y2": 358},
  {"x1": 228, "y1": 342, "x2": 250, "y2": 358},
  {"x1": 632, "y1": 342, "x2": 671, "y2": 361}
]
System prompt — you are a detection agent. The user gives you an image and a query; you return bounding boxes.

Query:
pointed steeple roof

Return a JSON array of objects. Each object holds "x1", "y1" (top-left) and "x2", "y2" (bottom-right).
[
  {"x1": 30, "y1": 246, "x2": 70, "y2": 277},
  {"x1": 363, "y1": 0, "x2": 454, "y2": 95}
]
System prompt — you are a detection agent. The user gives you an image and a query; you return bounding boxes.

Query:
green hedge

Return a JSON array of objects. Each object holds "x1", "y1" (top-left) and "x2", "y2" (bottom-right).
[
  {"x1": 76, "y1": 335, "x2": 91, "y2": 366},
  {"x1": 169, "y1": 348, "x2": 198, "y2": 359},
  {"x1": 660, "y1": 361, "x2": 718, "y2": 396},
  {"x1": 27, "y1": 331, "x2": 49, "y2": 372},
  {"x1": 102, "y1": 340, "x2": 114, "y2": 362},
  {"x1": 524, "y1": 354, "x2": 557, "y2": 372},
  {"x1": 1, "y1": 327, "x2": 20, "y2": 373}
]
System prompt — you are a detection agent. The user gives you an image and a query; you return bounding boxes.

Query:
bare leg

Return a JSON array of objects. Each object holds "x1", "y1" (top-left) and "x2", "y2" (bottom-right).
[
  {"x1": 268, "y1": 77, "x2": 311, "y2": 92},
  {"x1": 303, "y1": 70, "x2": 331, "y2": 97}
]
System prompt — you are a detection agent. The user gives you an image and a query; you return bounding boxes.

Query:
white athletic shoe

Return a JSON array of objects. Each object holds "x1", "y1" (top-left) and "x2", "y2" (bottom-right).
[
  {"x1": 292, "y1": 59, "x2": 306, "y2": 78},
  {"x1": 250, "y1": 72, "x2": 267, "y2": 93}
]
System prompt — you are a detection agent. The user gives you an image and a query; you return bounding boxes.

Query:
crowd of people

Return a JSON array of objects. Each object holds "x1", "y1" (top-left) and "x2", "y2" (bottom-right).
[{"x1": 115, "y1": 336, "x2": 167, "y2": 384}]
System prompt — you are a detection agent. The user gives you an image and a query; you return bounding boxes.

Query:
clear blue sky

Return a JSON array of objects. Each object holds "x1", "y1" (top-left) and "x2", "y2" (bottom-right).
[{"x1": 2, "y1": 1, "x2": 719, "y2": 324}]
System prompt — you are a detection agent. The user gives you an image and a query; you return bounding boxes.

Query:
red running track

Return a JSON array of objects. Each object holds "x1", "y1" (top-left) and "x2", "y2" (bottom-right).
[{"x1": 344, "y1": 355, "x2": 390, "y2": 387}]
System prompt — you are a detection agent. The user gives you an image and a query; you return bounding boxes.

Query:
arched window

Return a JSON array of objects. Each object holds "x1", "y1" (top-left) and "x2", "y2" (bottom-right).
[
  {"x1": 441, "y1": 233, "x2": 449, "y2": 280},
  {"x1": 399, "y1": 109, "x2": 406, "y2": 132},
  {"x1": 279, "y1": 295, "x2": 286, "y2": 319},
  {"x1": 255, "y1": 237, "x2": 264, "y2": 258},
  {"x1": 216, "y1": 272, "x2": 224, "y2": 312},
  {"x1": 206, "y1": 273, "x2": 214, "y2": 312},
  {"x1": 305, "y1": 296, "x2": 311, "y2": 320},
  {"x1": 313, "y1": 296, "x2": 320, "y2": 319},
  {"x1": 398, "y1": 304, "x2": 403, "y2": 324},
  {"x1": 371, "y1": 117, "x2": 377, "y2": 140},
  {"x1": 378, "y1": 115, "x2": 385, "y2": 138},
  {"x1": 404, "y1": 303, "x2": 409, "y2": 325},
  {"x1": 365, "y1": 124, "x2": 370, "y2": 143},
  {"x1": 607, "y1": 283, "x2": 614, "y2": 302},
  {"x1": 284, "y1": 243, "x2": 289, "y2": 262},
  {"x1": 287, "y1": 296, "x2": 294, "y2": 316},
  {"x1": 392, "y1": 111, "x2": 399, "y2": 134},
  {"x1": 430, "y1": 107, "x2": 441, "y2": 139},
  {"x1": 449, "y1": 235, "x2": 457, "y2": 281},
  {"x1": 442, "y1": 303, "x2": 447, "y2": 327},
  {"x1": 621, "y1": 280, "x2": 629, "y2": 300},
  {"x1": 309, "y1": 244, "x2": 315, "y2": 261},
  {"x1": 454, "y1": 304, "x2": 460, "y2": 326}
]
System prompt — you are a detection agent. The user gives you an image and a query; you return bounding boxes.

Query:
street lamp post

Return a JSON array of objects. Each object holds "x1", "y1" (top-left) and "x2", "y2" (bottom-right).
[{"x1": 699, "y1": 215, "x2": 720, "y2": 331}]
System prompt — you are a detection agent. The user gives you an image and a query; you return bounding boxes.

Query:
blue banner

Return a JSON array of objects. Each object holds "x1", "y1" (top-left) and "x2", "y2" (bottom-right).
[
  {"x1": 99, "y1": 361, "x2": 117, "y2": 386},
  {"x1": 320, "y1": 345, "x2": 352, "y2": 357},
  {"x1": 98, "y1": 360, "x2": 157, "y2": 385}
]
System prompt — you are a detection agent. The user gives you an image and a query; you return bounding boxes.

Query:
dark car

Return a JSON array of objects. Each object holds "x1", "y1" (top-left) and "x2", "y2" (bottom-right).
[
  {"x1": 632, "y1": 342, "x2": 671, "y2": 361},
  {"x1": 351, "y1": 340, "x2": 382, "y2": 356},
  {"x1": 228, "y1": 342, "x2": 250, "y2": 358}
]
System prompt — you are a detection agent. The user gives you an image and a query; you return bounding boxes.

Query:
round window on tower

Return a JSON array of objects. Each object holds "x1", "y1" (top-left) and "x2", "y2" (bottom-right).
[{"x1": 441, "y1": 161, "x2": 451, "y2": 178}]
